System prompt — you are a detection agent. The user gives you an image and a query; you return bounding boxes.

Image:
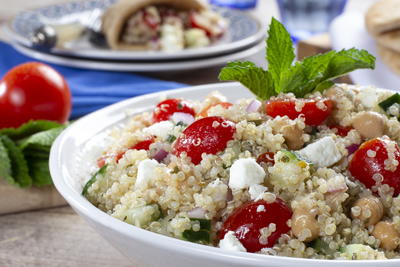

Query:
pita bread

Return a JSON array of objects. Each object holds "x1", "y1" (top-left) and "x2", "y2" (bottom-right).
[
  {"x1": 376, "y1": 29, "x2": 400, "y2": 53},
  {"x1": 102, "y1": 0, "x2": 206, "y2": 50},
  {"x1": 377, "y1": 43, "x2": 400, "y2": 75},
  {"x1": 365, "y1": 0, "x2": 400, "y2": 36}
]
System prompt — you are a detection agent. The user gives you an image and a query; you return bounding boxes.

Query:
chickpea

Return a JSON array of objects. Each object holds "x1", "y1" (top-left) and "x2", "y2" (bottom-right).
[
  {"x1": 372, "y1": 221, "x2": 400, "y2": 250},
  {"x1": 291, "y1": 208, "x2": 319, "y2": 242},
  {"x1": 352, "y1": 111, "x2": 385, "y2": 139},
  {"x1": 281, "y1": 124, "x2": 304, "y2": 150},
  {"x1": 351, "y1": 196, "x2": 383, "y2": 226}
]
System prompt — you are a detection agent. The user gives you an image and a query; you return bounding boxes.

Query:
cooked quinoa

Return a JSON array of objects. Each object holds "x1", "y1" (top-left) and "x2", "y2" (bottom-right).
[{"x1": 84, "y1": 84, "x2": 400, "y2": 260}]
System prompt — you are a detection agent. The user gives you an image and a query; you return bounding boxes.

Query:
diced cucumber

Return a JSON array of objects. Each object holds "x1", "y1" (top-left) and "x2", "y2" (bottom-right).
[
  {"x1": 378, "y1": 93, "x2": 400, "y2": 112},
  {"x1": 182, "y1": 218, "x2": 212, "y2": 244},
  {"x1": 182, "y1": 230, "x2": 210, "y2": 243},
  {"x1": 82, "y1": 164, "x2": 108, "y2": 196},
  {"x1": 122, "y1": 204, "x2": 161, "y2": 228},
  {"x1": 310, "y1": 238, "x2": 336, "y2": 256}
]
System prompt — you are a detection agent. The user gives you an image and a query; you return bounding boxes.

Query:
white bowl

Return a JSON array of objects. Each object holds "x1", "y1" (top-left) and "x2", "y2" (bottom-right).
[{"x1": 50, "y1": 82, "x2": 400, "y2": 267}]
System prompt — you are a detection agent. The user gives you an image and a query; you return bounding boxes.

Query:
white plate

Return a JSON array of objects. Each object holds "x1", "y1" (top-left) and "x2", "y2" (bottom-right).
[
  {"x1": 12, "y1": 41, "x2": 264, "y2": 72},
  {"x1": 6, "y1": 0, "x2": 265, "y2": 61},
  {"x1": 330, "y1": 11, "x2": 400, "y2": 90},
  {"x1": 50, "y1": 82, "x2": 400, "y2": 267}
]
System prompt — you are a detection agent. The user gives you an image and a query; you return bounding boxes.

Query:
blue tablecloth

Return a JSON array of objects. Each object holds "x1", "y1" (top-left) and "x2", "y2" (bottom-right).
[{"x1": 0, "y1": 42, "x2": 186, "y2": 118}]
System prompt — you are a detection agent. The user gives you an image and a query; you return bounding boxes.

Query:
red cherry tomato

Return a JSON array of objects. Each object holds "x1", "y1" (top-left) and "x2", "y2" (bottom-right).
[
  {"x1": 198, "y1": 102, "x2": 233, "y2": 117},
  {"x1": 349, "y1": 137, "x2": 400, "y2": 196},
  {"x1": 143, "y1": 10, "x2": 160, "y2": 30},
  {"x1": 153, "y1": 98, "x2": 195, "y2": 123},
  {"x1": 265, "y1": 98, "x2": 333, "y2": 126},
  {"x1": 97, "y1": 138, "x2": 154, "y2": 167},
  {"x1": 0, "y1": 62, "x2": 71, "y2": 128},
  {"x1": 219, "y1": 199, "x2": 292, "y2": 252},
  {"x1": 190, "y1": 13, "x2": 212, "y2": 37},
  {"x1": 173, "y1": 116, "x2": 235, "y2": 165},
  {"x1": 329, "y1": 125, "x2": 353, "y2": 137},
  {"x1": 115, "y1": 138, "x2": 155, "y2": 162},
  {"x1": 256, "y1": 152, "x2": 275, "y2": 165}
]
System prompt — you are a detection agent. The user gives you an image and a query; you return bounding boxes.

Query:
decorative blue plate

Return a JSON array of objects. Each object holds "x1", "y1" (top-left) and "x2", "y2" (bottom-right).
[{"x1": 6, "y1": 0, "x2": 265, "y2": 61}]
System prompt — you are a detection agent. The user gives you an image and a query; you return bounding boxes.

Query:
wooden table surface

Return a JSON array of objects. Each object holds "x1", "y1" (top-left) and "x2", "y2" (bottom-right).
[{"x1": 0, "y1": 1, "x2": 276, "y2": 266}]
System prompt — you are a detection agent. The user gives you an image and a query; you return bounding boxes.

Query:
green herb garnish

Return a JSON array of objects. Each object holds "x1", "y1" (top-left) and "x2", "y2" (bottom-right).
[
  {"x1": 219, "y1": 18, "x2": 376, "y2": 99},
  {"x1": 0, "y1": 135, "x2": 32, "y2": 188},
  {"x1": 0, "y1": 120, "x2": 66, "y2": 187}
]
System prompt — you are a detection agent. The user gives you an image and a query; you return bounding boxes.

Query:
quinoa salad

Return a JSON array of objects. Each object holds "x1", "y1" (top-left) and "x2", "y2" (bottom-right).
[{"x1": 82, "y1": 19, "x2": 400, "y2": 260}]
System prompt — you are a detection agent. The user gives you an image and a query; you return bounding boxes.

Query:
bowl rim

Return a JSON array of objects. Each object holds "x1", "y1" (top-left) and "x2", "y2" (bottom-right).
[{"x1": 50, "y1": 82, "x2": 400, "y2": 265}]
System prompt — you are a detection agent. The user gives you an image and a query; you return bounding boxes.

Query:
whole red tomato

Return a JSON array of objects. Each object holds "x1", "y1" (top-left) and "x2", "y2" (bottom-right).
[
  {"x1": 349, "y1": 137, "x2": 400, "y2": 196},
  {"x1": 0, "y1": 62, "x2": 71, "y2": 128}
]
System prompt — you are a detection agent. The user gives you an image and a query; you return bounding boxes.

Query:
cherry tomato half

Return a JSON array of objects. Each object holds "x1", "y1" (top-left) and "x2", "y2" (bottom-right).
[
  {"x1": 256, "y1": 152, "x2": 275, "y2": 165},
  {"x1": 97, "y1": 138, "x2": 155, "y2": 168},
  {"x1": 173, "y1": 116, "x2": 235, "y2": 165},
  {"x1": 265, "y1": 98, "x2": 333, "y2": 126},
  {"x1": 152, "y1": 98, "x2": 195, "y2": 123},
  {"x1": 0, "y1": 62, "x2": 71, "y2": 129},
  {"x1": 219, "y1": 199, "x2": 292, "y2": 252},
  {"x1": 329, "y1": 125, "x2": 353, "y2": 137},
  {"x1": 349, "y1": 137, "x2": 400, "y2": 196}
]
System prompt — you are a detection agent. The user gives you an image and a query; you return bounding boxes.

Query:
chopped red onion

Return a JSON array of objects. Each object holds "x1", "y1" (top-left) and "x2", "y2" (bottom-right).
[
  {"x1": 327, "y1": 184, "x2": 348, "y2": 193},
  {"x1": 171, "y1": 112, "x2": 195, "y2": 125},
  {"x1": 187, "y1": 207, "x2": 207, "y2": 219},
  {"x1": 153, "y1": 149, "x2": 169, "y2": 162},
  {"x1": 346, "y1": 144, "x2": 360, "y2": 155},
  {"x1": 246, "y1": 99, "x2": 262, "y2": 113}
]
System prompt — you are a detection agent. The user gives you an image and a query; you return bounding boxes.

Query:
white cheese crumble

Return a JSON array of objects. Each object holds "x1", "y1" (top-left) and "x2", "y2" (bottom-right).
[
  {"x1": 229, "y1": 158, "x2": 266, "y2": 190},
  {"x1": 160, "y1": 23, "x2": 184, "y2": 51},
  {"x1": 356, "y1": 87, "x2": 378, "y2": 108},
  {"x1": 248, "y1": 184, "x2": 268, "y2": 200},
  {"x1": 135, "y1": 159, "x2": 160, "y2": 189},
  {"x1": 297, "y1": 136, "x2": 342, "y2": 168},
  {"x1": 143, "y1": 121, "x2": 174, "y2": 140},
  {"x1": 256, "y1": 205, "x2": 266, "y2": 212},
  {"x1": 219, "y1": 231, "x2": 247, "y2": 252}
]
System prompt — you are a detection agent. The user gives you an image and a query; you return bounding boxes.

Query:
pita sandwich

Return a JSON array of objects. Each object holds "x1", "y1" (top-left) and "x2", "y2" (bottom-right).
[
  {"x1": 376, "y1": 29, "x2": 400, "y2": 53},
  {"x1": 102, "y1": 0, "x2": 207, "y2": 50},
  {"x1": 365, "y1": 0, "x2": 400, "y2": 36},
  {"x1": 377, "y1": 43, "x2": 400, "y2": 75}
]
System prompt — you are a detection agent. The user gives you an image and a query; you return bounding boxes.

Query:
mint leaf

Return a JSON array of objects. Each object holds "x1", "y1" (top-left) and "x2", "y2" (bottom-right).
[
  {"x1": 0, "y1": 137, "x2": 15, "y2": 186},
  {"x1": 218, "y1": 18, "x2": 376, "y2": 99},
  {"x1": 323, "y1": 48, "x2": 375, "y2": 80},
  {"x1": 267, "y1": 17, "x2": 295, "y2": 93},
  {"x1": 26, "y1": 157, "x2": 53, "y2": 186},
  {"x1": 219, "y1": 61, "x2": 275, "y2": 100},
  {"x1": 19, "y1": 126, "x2": 66, "y2": 152},
  {"x1": 0, "y1": 120, "x2": 62, "y2": 140},
  {"x1": 0, "y1": 135, "x2": 32, "y2": 188}
]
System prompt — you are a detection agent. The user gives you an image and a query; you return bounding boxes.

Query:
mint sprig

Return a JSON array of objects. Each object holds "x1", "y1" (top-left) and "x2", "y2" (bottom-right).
[
  {"x1": 0, "y1": 121, "x2": 66, "y2": 188},
  {"x1": 219, "y1": 18, "x2": 376, "y2": 99}
]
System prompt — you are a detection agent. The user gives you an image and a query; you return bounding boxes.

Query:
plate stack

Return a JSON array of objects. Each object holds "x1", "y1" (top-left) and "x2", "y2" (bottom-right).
[{"x1": 4, "y1": 0, "x2": 265, "y2": 72}]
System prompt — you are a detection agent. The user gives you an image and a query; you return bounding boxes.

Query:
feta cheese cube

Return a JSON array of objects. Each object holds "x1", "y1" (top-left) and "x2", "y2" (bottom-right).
[
  {"x1": 143, "y1": 121, "x2": 174, "y2": 140},
  {"x1": 229, "y1": 158, "x2": 265, "y2": 190},
  {"x1": 248, "y1": 184, "x2": 267, "y2": 200},
  {"x1": 357, "y1": 87, "x2": 378, "y2": 108},
  {"x1": 219, "y1": 231, "x2": 247, "y2": 252},
  {"x1": 297, "y1": 136, "x2": 342, "y2": 168},
  {"x1": 135, "y1": 159, "x2": 160, "y2": 189}
]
